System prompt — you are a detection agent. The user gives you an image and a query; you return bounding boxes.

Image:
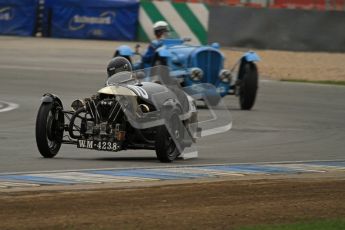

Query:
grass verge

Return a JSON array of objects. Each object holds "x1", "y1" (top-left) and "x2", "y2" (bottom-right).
[
  {"x1": 281, "y1": 79, "x2": 345, "y2": 86},
  {"x1": 238, "y1": 219, "x2": 345, "y2": 230}
]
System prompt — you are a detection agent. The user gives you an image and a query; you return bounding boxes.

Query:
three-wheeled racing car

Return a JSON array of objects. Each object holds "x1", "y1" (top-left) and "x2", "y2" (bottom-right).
[
  {"x1": 114, "y1": 38, "x2": 260, "y2": 110},
  {"x1": 35, "y1": 64, "x2": 199, "y2": 163}
]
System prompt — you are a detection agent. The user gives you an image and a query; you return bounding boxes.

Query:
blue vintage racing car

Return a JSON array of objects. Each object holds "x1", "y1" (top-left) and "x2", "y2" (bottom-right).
[{"x1": 114, "y1": 38, "x2": 260, "y2": 110}]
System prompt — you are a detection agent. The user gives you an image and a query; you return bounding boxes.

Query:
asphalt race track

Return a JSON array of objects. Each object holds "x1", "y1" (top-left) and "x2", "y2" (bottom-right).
[{"x1": 0, "y1": 37, "x2": 344, "y2": 173}]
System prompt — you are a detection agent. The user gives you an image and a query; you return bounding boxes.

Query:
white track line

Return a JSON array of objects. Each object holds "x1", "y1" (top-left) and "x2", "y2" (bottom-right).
[
  {"x1": 0, "y1": 101, "x2": 19, "y2": 113},
  {"x1": 31, "y1": 172, "x2": 157, "y2": 183},
  {"x1": 0, "y1": 182, "x2": 39, "y2": 188}
]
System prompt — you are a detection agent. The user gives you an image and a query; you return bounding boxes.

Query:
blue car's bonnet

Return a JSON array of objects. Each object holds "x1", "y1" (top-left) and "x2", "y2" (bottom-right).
[
  {"x1": 243, "y1": 51, "x2": 260, "y2": 62},
  {"x1": 117, "y1": 45, "x2": 134, "y2": 56},
  {"x1": 161, "y1": 39, "x2": 185, "y2": 47}
]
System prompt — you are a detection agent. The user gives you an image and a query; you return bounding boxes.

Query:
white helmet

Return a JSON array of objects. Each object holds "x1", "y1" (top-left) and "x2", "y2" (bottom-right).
[{"x1": 153, "y1": 21, "x2": 169, "y2": 34}]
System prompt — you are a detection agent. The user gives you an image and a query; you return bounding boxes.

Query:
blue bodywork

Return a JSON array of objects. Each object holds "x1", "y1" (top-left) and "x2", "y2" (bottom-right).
[{"x1": 115, "y1": 38, "x2": 260, "y2": 98}]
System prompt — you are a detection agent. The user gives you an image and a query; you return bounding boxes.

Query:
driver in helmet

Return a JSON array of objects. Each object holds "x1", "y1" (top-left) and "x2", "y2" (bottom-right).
[
  {"x1": 107, "y1": 56, "x2": 132, "y2": 78},
  {"x1": 142, "y1": 21, "x2": 170, "y2": 65}
]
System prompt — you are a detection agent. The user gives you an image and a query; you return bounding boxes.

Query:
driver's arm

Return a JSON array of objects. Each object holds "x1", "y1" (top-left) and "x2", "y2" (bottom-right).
[{"x1": 142, "y1": 40, "x2": 162, "y2": 64}]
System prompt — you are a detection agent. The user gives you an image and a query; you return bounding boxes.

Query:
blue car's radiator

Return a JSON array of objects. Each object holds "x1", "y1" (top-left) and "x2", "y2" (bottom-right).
[{"x1": 194, "y1": 50, "x2": 222, "y2": 84}]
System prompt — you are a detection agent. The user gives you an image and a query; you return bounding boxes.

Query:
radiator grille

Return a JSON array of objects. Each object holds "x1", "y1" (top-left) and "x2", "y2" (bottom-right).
[{"x1": 195, "y1": 50, "x2": 222, "y2": 84}]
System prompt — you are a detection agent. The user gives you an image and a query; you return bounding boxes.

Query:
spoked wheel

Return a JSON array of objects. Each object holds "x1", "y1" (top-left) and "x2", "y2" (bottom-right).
[
  {"x1": 238, "y1": 61, "x2": 258, "y2": 110},
  {"x1": 35, "y1": 102, "x2": 64, "y2": 158},
  {"x1": 155, "y1": 113, "x2": 184, "y2": 163}
]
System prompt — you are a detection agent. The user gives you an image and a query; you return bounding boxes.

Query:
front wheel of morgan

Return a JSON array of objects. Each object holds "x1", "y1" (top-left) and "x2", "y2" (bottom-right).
[
  {"x1": 239, "y1": 62, "x2": 258, "y2": 110},
  {"x1": 35, "y1": 102, "x2": 64, "y2": 158},
  {"x1": 155, "y1": 113, "x2": 184, "y2": 163}
]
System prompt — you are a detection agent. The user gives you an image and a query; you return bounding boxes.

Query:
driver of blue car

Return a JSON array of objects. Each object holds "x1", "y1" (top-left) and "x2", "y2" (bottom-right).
[{"x1": 142, "y1": 21, "x2": 170, "y2": 65}]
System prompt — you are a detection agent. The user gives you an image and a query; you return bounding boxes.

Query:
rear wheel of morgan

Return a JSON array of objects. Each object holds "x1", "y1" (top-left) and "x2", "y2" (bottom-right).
[
  {"x1": 239, "y1": 62, "x2": 258, "y2": 110},
  {"x1": 155, "y1": 113, "x2": 184, "y2": 163},
  {"x1": 35, "y1": 102, "x2": 64, "y2": 158}
]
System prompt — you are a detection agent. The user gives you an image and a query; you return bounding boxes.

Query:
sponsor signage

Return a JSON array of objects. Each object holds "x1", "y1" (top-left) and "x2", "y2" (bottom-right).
[
  {"x1": 0, "y1": 0, "x2": 37, "y2": 36},
  {"x1": 0, "y1": 7, "x2": 12, "y2": 21},
  {"x1": 49, "y1": 0, "x2": 139, "y2": 40}
]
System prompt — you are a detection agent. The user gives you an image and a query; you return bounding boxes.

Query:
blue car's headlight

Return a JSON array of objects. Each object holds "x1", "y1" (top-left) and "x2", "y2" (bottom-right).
[
  {"x1": 190, "y1": 68, "x2": 203, "y2": 81},
  {"x1": 219, "y1": 69, "x2": 231, "y2": 83}
]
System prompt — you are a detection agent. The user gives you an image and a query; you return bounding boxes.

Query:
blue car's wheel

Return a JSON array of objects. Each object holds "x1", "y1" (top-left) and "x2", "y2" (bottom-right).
[{"x1": 238, "y1": 62, "x2": 258, "y2": 110}]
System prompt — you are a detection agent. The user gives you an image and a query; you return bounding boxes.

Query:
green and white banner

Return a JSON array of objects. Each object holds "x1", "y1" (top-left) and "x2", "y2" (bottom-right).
[{"x1": 138, "y1": 1, "x2": 209, "y2": 45}]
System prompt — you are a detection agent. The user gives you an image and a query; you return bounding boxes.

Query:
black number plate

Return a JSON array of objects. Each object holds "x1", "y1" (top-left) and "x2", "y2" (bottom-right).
[{"x1": 77, "y1": 139, "x2": 121, "y2": 152}]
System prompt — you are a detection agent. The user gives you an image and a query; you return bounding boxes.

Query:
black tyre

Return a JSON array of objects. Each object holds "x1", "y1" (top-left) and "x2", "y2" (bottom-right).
[
  {"x1": 35, "y1": 102, "x2": 64, "y2": 158},
  {"x1": 155, "y1": 113, "x2": 184, "y2": 163},
  {"x1": 238, "y1": 62, "x2": 258, "y2": 110}
]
